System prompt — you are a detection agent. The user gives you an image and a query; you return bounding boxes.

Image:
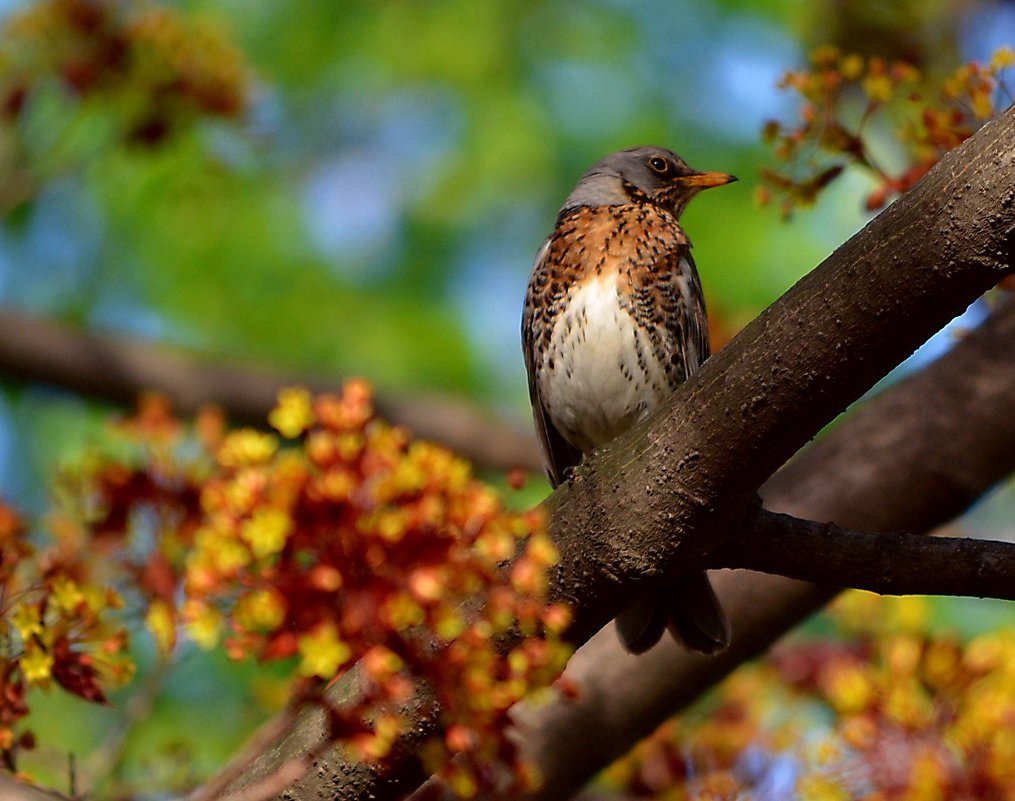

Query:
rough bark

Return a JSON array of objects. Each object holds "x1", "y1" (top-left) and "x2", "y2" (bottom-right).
[
  {"x1": 719, "y1": 508, "x2": 1015, "y2": 596},
  {"x1": 546, "y1": 106, "x2": 1015, "y2": 644},
  {"x1": 215, "y1": 105, "x2": 1015, "y2": 800},
  {"x1": 511, "y1": 296, "x2": 1015, "y2": 801},
  {"x1": 0, "y1": 308, "x2": 542, "y2": 472}
]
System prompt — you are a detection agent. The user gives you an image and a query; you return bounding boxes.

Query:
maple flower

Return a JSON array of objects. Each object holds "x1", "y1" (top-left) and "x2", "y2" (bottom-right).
[
  {"x1": 862, "y1": 72, "x2": 893, "y2": 101},
  {"x1": 10, "y1": 603, "x2": 42, "y2": 642},
  {"x1": 183, "y1": 601, "x2": 223, "y2": 649},
  {"x1": 240, "y1": 507, "x2": 292, "y2": 558},
  {"x1": 20, "y1": 644, "x2": 53, "y2": 684},
  {"x1": 269, "y1": 387, "x2": 315, "y2": 438},
  {"x1": 51, "y1": 576, "x2": 85, "y2": 614},
  {"x1": 217, "y1": 430, "x2": 278, "y2": 468},
  {"x1": 990, "y1": 45, "x2": 1015, "y2": 70},
  {"x1": 234, "y1": 588, "x2": 286, "y2": 631},
  {"x1": 146, "y1": 599, "x2": 177, "y2": 655},
  {"x1": 190, "y1": 526, "x2": 252, "y2": 581},
  {"x1": 297, "y1": 622, "x2": 352, "y2": 679}
]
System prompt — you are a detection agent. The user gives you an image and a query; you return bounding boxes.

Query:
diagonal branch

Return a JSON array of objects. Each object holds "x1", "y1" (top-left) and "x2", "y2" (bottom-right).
[
  {"x1": 0, "y1": 307, "x2": 541, "y2": 472},
  {"x1": 215, "y1": 106, "x2": 1015, "y2": 801},
  {"x1": 546, "y1": 104, "x2": 1015, "y2": 644},
  {"x1": 511, "y1": 295, "x2": 1015, "y2": 801},
  {"x1": 714, "y1": 507, "x2": 1015, "y2": 599}
]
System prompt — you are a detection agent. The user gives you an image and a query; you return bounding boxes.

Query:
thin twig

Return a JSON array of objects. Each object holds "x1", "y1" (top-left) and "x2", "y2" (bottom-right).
[{"x1": 81, "y1": 654, "x2": 172, "y2": 791}]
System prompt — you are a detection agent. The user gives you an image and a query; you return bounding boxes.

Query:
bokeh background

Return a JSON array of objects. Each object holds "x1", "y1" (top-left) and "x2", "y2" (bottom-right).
[{"x1": 2, "y1": 0, "x2": 1015, "y2": 795}]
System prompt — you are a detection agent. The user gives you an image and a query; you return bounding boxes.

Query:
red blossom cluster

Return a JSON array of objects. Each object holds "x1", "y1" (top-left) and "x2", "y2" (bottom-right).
[
  {"x1": 759, "y1": 45, "x2": 1014, "y2": 216},
  {"x1": 1, "y1": 383, "x2": 571, "y2": 797},
  {"x1": 0, "y1": 392, "x2": 215, "y2": 773},
  {"x1": 0, "y1": 0, "x2": 249, "y2": 143},
  {"x1": 184, "y1": 383, "x2": 572, "y2": 796},
  {"x1": 0, "y1": 500, "x2": 132, "y2": 773}
]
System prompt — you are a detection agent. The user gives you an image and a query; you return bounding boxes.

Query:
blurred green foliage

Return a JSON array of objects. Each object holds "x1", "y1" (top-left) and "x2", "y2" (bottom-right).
[
  {"x1": 1, "y1": 0, "x2": 1013, "y2": 794},
  {"x1": 0, "y1": 0, "x2": 845, "y2": 414},
  {"x1": 0, "y1": 0, "x2": 798, "y2": 508}
]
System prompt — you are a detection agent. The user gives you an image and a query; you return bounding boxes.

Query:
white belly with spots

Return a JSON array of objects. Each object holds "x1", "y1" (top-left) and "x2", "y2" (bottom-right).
[{"x1": 539, "y1": 275, "x2": 671, "y2": 453}]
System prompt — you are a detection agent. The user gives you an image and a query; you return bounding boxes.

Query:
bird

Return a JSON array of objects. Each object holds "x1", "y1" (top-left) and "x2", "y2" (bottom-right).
[{"x1": 521, "y1": 145, "x2": 736, "y2": 655}]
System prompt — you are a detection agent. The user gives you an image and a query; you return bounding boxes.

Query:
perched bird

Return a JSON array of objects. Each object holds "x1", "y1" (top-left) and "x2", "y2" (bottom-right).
[{"x1": 521, "y1": 146, "x2": 736, "y2": 655}]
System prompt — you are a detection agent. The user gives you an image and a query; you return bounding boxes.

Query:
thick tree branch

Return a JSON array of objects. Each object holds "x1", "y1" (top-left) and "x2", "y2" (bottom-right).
[
  {"x1": 546, "y1": 105, "x2": 1015, "y2": 645},
  {"x1": 715, "y1": 507, "x2": 1015, "y2": 599},
  {"x1": 218, "y1": 106, "x2": 1015, "y2": 800},
  {"x1": 0, "y1": 308, "x2": 541, "y2": 472},
  {"x1": 510, "y1": 296, "x2": 1015, "y2": 801}
]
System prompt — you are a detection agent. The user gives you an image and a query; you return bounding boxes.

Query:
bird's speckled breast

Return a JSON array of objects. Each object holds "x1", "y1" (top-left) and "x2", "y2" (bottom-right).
[
  {"x1": 525, "y1": 203, "x2": 707, "y2": 454},
  {"x1": 539, "y1": 272, "x2": 668, "y2": 452}
]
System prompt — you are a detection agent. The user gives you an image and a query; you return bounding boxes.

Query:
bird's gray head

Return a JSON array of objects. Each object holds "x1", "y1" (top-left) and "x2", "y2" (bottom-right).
[{"x1": 561, "y1": 146, "x2": 736, "y2": 219}]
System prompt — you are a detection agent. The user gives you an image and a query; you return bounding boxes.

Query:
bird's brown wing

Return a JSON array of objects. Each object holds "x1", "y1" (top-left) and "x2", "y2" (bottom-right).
[
  {"x1": 619, "y1": 232, "x2": 709, "y2": 387},
  {"x1": 522, "y1": 238, "x2": 582, "y2": 489},
  {"x1": 616, "y1": 237, "x2": 730, "y2": 655},
  {"x1": 666, "y1": 248, "x2": 730, "y2": 654},
  {"x1": 674, "y1": 248, "x2": 711, "y2": 376}
]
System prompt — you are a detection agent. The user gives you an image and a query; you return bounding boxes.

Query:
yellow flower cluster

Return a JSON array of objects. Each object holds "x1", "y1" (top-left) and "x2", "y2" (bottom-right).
[
  {"x1": 606, "y1": 591, "x2": 1015, "y2": 800},
  {"x1": 180, "y1": 381, "x2": 572, "y2": 797},
  {"x1": 761, "y1": 45, "x2": 1014, "y2": 216},
  {"x1": 0, "y1": 514, "x2": 133, "y2": 763},
  {"x1": 2, "y1": 380, "x2": 570, "y2": 792}
]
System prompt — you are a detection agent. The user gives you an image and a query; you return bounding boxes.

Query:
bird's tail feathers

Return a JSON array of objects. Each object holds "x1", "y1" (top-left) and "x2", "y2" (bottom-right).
[
  {"x1": 615, "y1": 588, "x2": 668, "y2": 655},
  {"x1": 666, "y1": 569, "x2": 731, "y2": 656},
  {"x1": 615, "y1": 571, "x2": 731, "y2": 656}
]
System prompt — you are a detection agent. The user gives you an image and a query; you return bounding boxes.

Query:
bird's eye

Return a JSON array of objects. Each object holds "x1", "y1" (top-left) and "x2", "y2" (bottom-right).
[{"x1": 648, "y1": 156, "x2": 669, "y2": 174}]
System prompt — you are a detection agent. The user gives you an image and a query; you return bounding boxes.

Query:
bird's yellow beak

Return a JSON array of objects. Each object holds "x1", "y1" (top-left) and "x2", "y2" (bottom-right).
[{"x1": 680, "y1": 171, "x2": 738, "y2": 188}]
